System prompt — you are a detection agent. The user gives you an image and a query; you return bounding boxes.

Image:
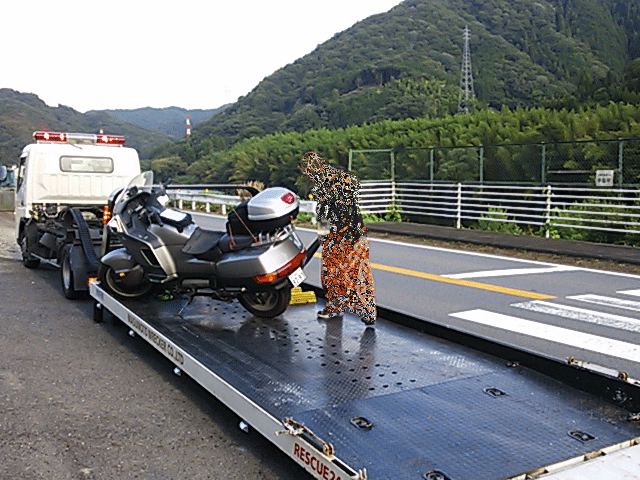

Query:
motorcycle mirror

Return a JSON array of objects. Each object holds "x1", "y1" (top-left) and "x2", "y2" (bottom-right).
[
  {"x1": 158, "y1": 194, "x2": 169, "y2": 206},
  {"x1": 157, "y1": 177, "x2": 170, "y2": 195}
]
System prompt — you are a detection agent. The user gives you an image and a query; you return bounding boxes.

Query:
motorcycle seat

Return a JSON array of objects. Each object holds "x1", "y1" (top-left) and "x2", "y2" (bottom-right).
[{"x1": 181, "y1": 227, "x2": 225, "y2": 260}]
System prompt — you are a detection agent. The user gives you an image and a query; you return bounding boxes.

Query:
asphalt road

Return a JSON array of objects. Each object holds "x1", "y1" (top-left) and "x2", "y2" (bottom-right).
[
  {"x1": 4, "y1": 208, "x2": 640, "y2": 479},
  {"x1": 348, "y1": 235, "x2": 640, "y2": 380},
  {"x1": 0, "y1": 210, "x2": 306, "y2": 480},
  {"x1": 197, "y1": 213, "x2": 640, "y2": 380}
]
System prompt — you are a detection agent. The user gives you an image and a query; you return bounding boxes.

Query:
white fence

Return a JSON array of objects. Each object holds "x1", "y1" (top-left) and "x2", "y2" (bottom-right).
[
  {"x1": 170, "y1": 182, "x2": 640, "y2": 239},
  {"x1": 359, "y1": 181, "x2": 640, "y2": 237}
]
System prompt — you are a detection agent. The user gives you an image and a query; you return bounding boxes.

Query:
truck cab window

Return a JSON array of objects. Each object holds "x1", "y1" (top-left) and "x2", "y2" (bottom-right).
[
  {"x1": 16, "y1": 155, "x2": 27, "y2": 190},
  {"x1": 60, "y1": 156, "x2": 114, "y2": 173}
]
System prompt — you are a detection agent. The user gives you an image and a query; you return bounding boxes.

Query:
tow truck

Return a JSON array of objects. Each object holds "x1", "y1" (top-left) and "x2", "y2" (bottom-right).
[
  {"x1": 90, "y1": 256, "x2": 640, "y2": 479},
  {"x1": 15, "y1": 131, "x2": 141, "y2": 298},
  {"x1": 16, "y1": 132, "x2": 640, "y2": 477}
]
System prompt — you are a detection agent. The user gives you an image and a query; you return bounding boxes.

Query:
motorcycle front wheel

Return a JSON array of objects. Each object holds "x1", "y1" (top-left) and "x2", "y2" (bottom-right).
[
  {"x1": 98, "y1": 263, "x2": 153, "y2": 300},
  {"x1": 238, "y1": 287, "x2": 291, "y2": 318}
]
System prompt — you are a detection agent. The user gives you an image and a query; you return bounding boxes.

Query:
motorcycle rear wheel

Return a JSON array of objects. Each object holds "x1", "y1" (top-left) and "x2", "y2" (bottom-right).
[
  {"x1": 238, "y1": 287, "x2": 291, "y2": 318},
  {"x1": 98, "y1": 263, "x2": 153, "y2": 300}
]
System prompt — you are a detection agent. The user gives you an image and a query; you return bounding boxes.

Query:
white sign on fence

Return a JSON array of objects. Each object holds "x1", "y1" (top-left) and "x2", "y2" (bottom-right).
[{"x1": 595, "y1": 170, "x2": 615, "y2": 187}]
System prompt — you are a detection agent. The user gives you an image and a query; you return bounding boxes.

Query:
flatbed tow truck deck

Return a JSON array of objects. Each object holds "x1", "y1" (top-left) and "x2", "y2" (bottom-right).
[{"x1": 90, "y1": 282, "x2": 640, "y2": 480}]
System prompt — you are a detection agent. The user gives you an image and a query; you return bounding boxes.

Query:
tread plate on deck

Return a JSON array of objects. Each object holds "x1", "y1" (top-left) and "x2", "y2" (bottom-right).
[{"x1": 120, "y1": 295, "x2": 640, "y2": 480}]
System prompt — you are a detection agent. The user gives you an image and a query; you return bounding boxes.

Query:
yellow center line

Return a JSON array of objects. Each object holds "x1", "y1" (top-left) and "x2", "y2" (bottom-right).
[
  {"x1": 312, "y1": 253, "x2": 555, "y2": 299},
  {"x1": 370, "y1": 262, "x2": 555, "y2": 300}
]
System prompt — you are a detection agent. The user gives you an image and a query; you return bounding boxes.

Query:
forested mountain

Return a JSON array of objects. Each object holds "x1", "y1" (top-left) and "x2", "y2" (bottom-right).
[
  {"x1": 150, "y1": 57, "x2": 640, "y2": 189},
  {"x1": 190, "y1": 0, "x2": 639, "y2": 148},
  {"x1": 90, "y1": 106, "x2": 228, "y2": 137},
  {"x1": 163, "y1": 98, "x2": 640, "y2": 192},
  {"x1": 0, "y1": 89, "x2": 172, "y2": 163}
]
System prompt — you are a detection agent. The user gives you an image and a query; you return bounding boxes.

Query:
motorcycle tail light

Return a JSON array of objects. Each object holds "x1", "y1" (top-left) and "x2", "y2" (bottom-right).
[
  {"x1": 281, "y1": 192, "x2": 295, "y2": 204},
  {"x1": 102, "y1": 205, "x2": 112, "y2": 225},
  {"x1": 254, "y1": 249, "x2": 306, "y2": 284}
]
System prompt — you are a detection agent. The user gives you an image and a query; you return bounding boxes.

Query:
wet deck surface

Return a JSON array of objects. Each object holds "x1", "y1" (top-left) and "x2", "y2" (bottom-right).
[{"x1": 122, "y1": 295, "x2": 640, "y2": 480}]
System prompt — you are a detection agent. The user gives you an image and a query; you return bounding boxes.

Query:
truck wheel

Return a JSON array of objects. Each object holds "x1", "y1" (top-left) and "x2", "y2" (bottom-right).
[
  {"x1": 238, "y1": 287, "x2": 291, "y2": 318},
  {"x1": 60, "y1": 248, "x2": 84, "y2": 299},
  {"x1": 20, "y1": 237, "x2": 40, "y2": 269},
  {"x1": 98, "y1": 263, "x2": 153, "y2": 300}
]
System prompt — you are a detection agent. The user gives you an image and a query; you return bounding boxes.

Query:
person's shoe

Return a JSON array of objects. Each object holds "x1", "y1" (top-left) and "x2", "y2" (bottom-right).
[
  {"x1": 360, "y1": 317, "x2": 376, "y2": 326},
  {"x1": 317, "y1": 309, "x2": 342, "y2": 319}
]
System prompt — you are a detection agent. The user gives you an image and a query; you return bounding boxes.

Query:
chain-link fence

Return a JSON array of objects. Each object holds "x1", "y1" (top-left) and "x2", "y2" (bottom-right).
[{"x1": 349, "y1": 138, "x2": 640, "y2": 186}]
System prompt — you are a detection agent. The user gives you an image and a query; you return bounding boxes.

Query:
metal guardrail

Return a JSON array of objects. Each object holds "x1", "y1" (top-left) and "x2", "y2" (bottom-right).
[
  {"x1": 359, "y1": 181, "x2": 640, "y2": 238},
  {"x1": 168, "y1": 191, "x2": 318, "y2": 223}
]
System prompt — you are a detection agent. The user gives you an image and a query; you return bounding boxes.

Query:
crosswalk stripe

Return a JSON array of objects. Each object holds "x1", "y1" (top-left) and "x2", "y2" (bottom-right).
[
  {"x1": 568, "y1": 294, "x2": 640, "y2": 312},
  {"x1": 449, "y1": 309, "x2": 640, "y2": 363},
  {"x1": 445, "y1": 265, "x2": 579, "y2": 279},
  {"x1": 618, "y1": 289, "x2": 640, "y2": 298},
  {"x1": 512, "y1": 300, "x2": 640, "y2": 333}
]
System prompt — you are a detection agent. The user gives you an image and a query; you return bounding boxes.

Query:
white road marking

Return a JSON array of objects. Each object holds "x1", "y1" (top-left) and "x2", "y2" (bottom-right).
[
  {"x1": 619, "y1": 289, "x2": 640, "y2": 298},
  {"x1": 300, "y1": 226, "x2": 640, "y2": 279},
  {"x1": 512, "y1": 300, "x2": 640, "y2": 333},
  {"x1": 445, "y1": 265, "x2": 579, "y2": 279},
  {"x1": 568, "y1": 294, "x2": 640, "y2": 313},
  {"x1": 449, "y1": 309, "x2": 640, "y2": 363},
  {"x1": 365, "y1": 235, "x2": 565, "y2": 265}
]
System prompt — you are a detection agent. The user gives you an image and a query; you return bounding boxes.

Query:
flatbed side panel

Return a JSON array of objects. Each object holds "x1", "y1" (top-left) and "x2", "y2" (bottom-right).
[
  {"x1": 90, "y1": 283, "x2": 362, "y2": 480},
  {"x1": 91, "y1": 284, "x2": 640, "y2": 480}
]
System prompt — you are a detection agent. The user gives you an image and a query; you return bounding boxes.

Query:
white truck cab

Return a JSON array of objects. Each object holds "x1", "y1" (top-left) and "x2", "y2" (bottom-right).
[
  {"x1": 15, "y1": 131, "x2": 141, "y2": 240},
  {"x1": 15, "y1": 131, "x2": 141, "y2": 298}
]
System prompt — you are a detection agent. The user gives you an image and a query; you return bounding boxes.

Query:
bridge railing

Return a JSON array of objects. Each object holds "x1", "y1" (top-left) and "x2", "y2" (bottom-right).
[
  {"x1": 169, "y1": 182, "x2": 640, "y2": 241},
  {"x1": 360, "y1": 181, "x2": 640, "y2": 238}
]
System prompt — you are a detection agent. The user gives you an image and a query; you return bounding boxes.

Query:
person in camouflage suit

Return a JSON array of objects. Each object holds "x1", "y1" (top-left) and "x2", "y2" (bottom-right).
[{"x1": 301, "y1": 152, "x2": 376, "y2": 326}]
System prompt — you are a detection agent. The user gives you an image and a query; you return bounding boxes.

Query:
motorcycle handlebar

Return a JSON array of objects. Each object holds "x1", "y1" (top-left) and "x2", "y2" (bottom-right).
[
  {"x1": 139, "y1": 205, "x2": 164, "y2": 227},
  {"x1": 150, "y1": 209, "x2": 164, "y2": 226}
]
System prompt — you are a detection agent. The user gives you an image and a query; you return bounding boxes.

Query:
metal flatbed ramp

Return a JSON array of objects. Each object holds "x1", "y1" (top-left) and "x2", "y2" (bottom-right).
[{"x1": 91, "y1": 283, "x2": 640, "y2": 480}]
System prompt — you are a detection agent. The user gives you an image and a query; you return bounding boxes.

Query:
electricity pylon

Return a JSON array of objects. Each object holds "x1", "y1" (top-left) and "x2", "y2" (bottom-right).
[{"x1": 458, "y1": 25, "x2": 475, "y2": 114}]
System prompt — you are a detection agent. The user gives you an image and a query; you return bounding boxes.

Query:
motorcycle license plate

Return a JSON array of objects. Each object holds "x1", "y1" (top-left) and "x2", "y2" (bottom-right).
[{"x1": 289, "y1": 267, "x2": 306, "y2": 287}]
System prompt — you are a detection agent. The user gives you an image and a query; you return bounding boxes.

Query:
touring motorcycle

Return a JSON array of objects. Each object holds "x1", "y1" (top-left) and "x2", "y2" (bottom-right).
[{"x1": 99, "y1": 171, "x2": 318, "y2": 318}]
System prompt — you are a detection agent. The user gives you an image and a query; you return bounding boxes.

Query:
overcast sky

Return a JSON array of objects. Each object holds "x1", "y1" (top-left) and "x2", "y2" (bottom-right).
[{"x1": 1, "y1": 0, "x2": 403, "y2": 112}]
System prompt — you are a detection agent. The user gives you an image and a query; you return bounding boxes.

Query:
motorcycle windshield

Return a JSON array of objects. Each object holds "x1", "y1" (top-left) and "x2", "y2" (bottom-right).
[
  {"x1": 126, "y1": 171, "x2": 154, "y2": 190},
  {"x1": 113, "y1": 171, "x2": 154, "y2": 213}
]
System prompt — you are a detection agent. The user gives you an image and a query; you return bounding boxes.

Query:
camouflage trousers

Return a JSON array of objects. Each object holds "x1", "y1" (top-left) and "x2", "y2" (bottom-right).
[{"x1": 321, "y1": 233, "x2": 376, "y2": 323}]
